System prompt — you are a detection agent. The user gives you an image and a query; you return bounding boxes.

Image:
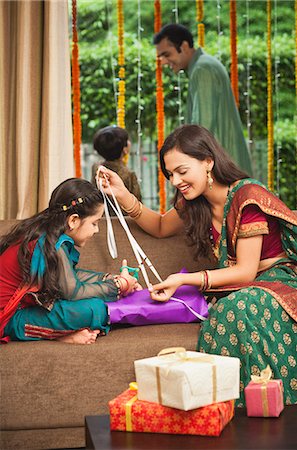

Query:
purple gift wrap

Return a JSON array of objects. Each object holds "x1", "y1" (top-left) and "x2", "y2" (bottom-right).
[{"x1": 106, "y1": 272, "x2": 208, "y2": 326}]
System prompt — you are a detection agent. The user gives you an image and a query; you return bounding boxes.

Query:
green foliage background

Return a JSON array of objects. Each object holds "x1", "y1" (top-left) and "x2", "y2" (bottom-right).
[{"x1": 74, "y1": 0, "x2": 296, "y2": 208}]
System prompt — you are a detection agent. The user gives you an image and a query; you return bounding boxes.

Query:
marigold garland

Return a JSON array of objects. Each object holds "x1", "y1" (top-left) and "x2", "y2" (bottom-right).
[
  {"x1": 117, "y1": 0, "x2": 128, "y2": 165},
  {"x1": 71, "y1": 0, "x2": 82, "y2": 178},
  {"x1": 267, "y1": 0, "x2": 274, "y2": 191},
  {"x1": 196, "y1": 0, "x2": 205, "y2": 48},
  {"x1": 230, "y1": 0, "x2": 239, "y2": 106},
  {"x1": 154, "y1": 0, "x2": 166, "y2": 214}
]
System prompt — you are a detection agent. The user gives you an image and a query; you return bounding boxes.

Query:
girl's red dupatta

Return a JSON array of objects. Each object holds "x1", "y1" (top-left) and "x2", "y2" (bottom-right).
[{"x1": 0, "y1": 283, "x2": 39, "y2": 343}]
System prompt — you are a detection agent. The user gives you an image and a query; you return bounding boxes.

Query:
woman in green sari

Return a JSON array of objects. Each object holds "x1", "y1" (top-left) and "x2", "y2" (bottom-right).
[{"x1": 100, "y1": 124, "x2": 297, "y2": 406}]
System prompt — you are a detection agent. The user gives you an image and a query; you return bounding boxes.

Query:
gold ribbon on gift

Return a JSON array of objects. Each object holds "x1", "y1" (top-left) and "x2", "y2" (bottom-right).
[
  {"x1": 125, "y1": 382, "x2": 138, "y2": 431},
  {"x1": 250, "y1": 365, "x2": 272, "y2": 417},
  {"x1": 156, "y1": 347, "x2": 217, "y2": 405}
]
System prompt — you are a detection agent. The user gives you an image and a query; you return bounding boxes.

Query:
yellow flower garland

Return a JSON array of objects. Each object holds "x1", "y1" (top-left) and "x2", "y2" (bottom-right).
[
  {"x1": 71, "y1": 0, "x2": 82, "y2": 177},
  {"x1": 196, "y1": 0, "x2": 205, "y2": 48},
  {"x1": 154, "y1": 0, "x2": 166, "y2": 214},
  {"x1": 117, "y1": 0, "x2": 128, "y2": 165},
  {"x1": 267, "y1": 0, "x2": 274, "y2": 191}
]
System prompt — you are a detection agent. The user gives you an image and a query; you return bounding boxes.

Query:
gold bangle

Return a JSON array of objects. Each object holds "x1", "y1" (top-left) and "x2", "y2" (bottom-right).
[
  {"x1": 130, "y1": 202, "x2": 143, "y2": 220},
  {"x1": 121, "y1": 195, "x2": 137, "y2": 214},
  {"x1": 206, "y1": 270, "x2": 212, "y2": 289},
  {"x1": 200, "y1": 271, "x2": 206, "y2": 290}
]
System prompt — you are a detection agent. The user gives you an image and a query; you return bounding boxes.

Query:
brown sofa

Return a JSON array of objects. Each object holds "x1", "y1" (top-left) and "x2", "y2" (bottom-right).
[{"x1": 0, "y1": 218, "x2": 211, "y2": 450}]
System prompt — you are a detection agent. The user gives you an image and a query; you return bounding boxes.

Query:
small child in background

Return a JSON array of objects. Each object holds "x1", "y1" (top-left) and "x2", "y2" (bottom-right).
[
  {"x1": 0, "y1": 178, "x2": 141, "y2": 344},
  {"x1": 92, "y1": 126, "x2": 142, "y2": 204}
]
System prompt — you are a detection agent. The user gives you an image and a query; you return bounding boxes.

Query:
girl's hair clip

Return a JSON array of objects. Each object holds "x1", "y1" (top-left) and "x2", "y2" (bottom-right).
[{"x1": 62, "y1": 197, "x2": 83, "y2": 211}]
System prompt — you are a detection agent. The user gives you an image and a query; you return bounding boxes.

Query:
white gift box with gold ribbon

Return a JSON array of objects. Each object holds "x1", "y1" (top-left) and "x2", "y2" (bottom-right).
[{"x1": 134, "y1": 348, "x2": 240, "y2": 411}]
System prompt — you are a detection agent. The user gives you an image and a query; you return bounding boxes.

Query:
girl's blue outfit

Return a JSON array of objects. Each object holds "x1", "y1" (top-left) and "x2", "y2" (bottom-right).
[{"x1": 2, "y1": 235, "x2": 120, "y2": 341}]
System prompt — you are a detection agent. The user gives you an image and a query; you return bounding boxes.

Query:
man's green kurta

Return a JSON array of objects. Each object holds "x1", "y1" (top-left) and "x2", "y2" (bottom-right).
[{"x1": 187, "y1": 48, "x2": 253, "y2": 174}]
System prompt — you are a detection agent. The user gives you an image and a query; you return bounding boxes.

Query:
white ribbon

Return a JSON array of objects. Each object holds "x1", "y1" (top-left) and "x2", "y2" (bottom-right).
[{"x1": 95, "y1": 166, "x2": 206, "y2": 321}]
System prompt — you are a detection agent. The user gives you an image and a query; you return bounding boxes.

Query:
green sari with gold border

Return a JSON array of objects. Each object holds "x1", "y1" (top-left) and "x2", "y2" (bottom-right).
[{"x1": 197, "y1": 179, "x2": 297, "y2": 406}]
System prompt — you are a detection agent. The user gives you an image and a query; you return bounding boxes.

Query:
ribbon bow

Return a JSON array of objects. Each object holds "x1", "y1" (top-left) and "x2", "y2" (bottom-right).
[
  {"x1": 250, "y1": 365, "x2": 272, "y2": 384},
  {"x1": 156, "y1": 348, "x2": 217, "y2": 404}
]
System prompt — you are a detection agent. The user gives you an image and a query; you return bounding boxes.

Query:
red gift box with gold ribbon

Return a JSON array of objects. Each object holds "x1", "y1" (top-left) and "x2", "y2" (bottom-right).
[
  {"x1": 244, "y1": 365, "x2": 284, "y2": 417},
  {"x1": 109, "y1": 385, "x2": 235, "y2": 437}
]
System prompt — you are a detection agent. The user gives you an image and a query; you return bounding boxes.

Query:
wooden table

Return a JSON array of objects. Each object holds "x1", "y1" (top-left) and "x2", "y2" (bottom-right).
[{"x1": 85, "y1": 406, "x2": 296, "y2": 449}]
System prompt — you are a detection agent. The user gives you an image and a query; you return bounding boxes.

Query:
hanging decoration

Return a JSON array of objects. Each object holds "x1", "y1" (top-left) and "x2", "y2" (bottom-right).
[
  {"x1": 105, "y1": 0, "x2": 118, "y2": 119},
  {"x1": 135, "y1": 0, "x2": 143, "y2": 182},
  {"x1": 216, "y1": 0, "x2": 222, "y2": 60},
  {"x1": 245, "y1": 0, "x2": 253, "y2": 154},
  {"x1": 154, "y1": 0, "x2": 166, "y2": 214},
  {"x1": 267, "y1": 0, "x2": 274, "y2": 191},
  {"x1": 71, "y1": 0, "x2": 82, "y2": 178},
  {"x1": 173, "y1": 0, "x2": 184, "y2": 126},
  {"x1": 273, "y1": 0, "x2": 282, "y2": 195},
  {"x1": 230, "y1": 0, "x2": 239, "y2": 106},
  {"x1": 196, "y1": 0, "x2": 205, "y2": 48},
  {"x1": 117, "y1": 0, "x2": 128, "y2": 164}
]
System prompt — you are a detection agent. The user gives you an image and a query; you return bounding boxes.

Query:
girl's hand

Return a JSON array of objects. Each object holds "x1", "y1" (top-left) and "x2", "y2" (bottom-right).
[
  {"x1": 97, "y1": 166, "x2": 128, "y2": 200},
  {"x1": 148, "y1": 273, "x2": 183, "y2": 302},
  {"x1": 118, "y1": 259, "x2": 142, "y2": 296}
]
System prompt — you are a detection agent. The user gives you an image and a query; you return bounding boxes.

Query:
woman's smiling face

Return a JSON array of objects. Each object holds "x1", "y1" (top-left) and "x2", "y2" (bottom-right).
[{"x1": 164, "y1": 148, "x2": 212, "y2": 200}]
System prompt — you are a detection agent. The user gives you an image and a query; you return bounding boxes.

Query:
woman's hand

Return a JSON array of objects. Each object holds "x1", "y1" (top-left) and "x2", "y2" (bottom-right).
[
  {"x1": 118, "y1": 259, "x2": 142, "y2": 297},
  {"x1": 148, "y1": 273, "x2": 183, "y2": 302},
  {"x1": 97, "y1": 166, "x2": 128, "y2": 201}
]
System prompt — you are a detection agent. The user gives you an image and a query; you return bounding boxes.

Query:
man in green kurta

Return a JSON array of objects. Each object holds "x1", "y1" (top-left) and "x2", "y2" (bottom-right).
[{"x1": 153, "y1": 24, "x2": 253, "y2": 174}]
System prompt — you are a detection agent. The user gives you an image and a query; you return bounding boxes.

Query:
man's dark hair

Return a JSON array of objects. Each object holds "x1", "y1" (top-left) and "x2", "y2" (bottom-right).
[
  {"x1": 153, "y1": 24, "x2": 194, "y2": 52},
  {"x1": 93, "y1": 126, "x2": 129, "y2": 161}
]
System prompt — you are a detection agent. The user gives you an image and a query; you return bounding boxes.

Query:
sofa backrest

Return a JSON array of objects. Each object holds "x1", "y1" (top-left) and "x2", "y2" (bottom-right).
[
  {"x1": 78, "y1": 218, "x2": 212, "y2": 282},
  {"x1": 0, "y1": 218, "x2": 211, "y2": 284}
]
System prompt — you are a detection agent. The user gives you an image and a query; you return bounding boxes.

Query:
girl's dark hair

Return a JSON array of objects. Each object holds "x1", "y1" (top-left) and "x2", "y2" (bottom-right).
[
  {"x1": 0, "y1": 178, "x2": 103, "y2": 302},
  {"x1": 160, "y1": 125, "x2": 249, "y2": 260}
]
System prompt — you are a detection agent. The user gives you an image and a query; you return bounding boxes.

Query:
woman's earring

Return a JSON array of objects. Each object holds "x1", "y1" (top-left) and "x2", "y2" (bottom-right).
[{"x1": 207, "y1": 168, "x2": 214, "y2": 190}]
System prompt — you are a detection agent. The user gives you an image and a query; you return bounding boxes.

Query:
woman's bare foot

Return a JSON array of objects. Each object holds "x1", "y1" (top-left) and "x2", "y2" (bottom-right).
[{"x1": 57, "y1": 329, "x2": 100, "y2": 344}]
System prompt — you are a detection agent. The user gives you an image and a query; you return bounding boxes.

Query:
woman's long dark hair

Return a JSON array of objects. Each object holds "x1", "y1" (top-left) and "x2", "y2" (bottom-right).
[
  {"x1": 0, "y1": 178, "x2": 103, "y2": 301},
  {"x1": 160, "y1": 125, "x2": 249, "y2": 260}
]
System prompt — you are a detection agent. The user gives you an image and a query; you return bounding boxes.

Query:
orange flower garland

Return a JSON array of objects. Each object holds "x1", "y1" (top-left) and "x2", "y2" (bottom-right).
[
  {"x1": 117, "y1": 0, "x2": 128, "y2": 164},
  {"x1": 71, "y1": 0, "x2": 82, "y2": 177},
  {"x1": 154, "y1": 0, "x2": 166, "y2": 214},
  {"x1": 196, "y1": 0, "x2": 205, "y2": 48},
  {"x1": 267, "y1": 0, "x2": 274, "y2": 191},
  {"x1": 230, "y1": 0, "x2": 239, "y2": 107}
]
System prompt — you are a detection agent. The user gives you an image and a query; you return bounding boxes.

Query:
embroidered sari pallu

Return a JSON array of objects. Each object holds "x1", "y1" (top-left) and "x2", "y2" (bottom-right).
[{"x1": 197, "y1": 179, "x2": 297, "y2": 407}]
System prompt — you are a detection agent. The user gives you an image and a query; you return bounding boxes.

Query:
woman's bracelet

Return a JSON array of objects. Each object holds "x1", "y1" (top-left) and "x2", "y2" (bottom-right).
[
  {"x1": 121, "y1": 194, "x2": 143, "y2": 220},
  {"x1": 200, "y1": 271, "x2": 206, "y2": 290},
  {"x1": 200, "y1": 270, "x2": 212, "y2": 291},
  {"x1": 130, "y1": 201, "x2": 143, "y2": 220},
  {"x1": 121, "y1": 195, "x2": 138, "y2": 214},
  {"x1": 205, "y1": 270, "x2": 212, "y2": 289}
]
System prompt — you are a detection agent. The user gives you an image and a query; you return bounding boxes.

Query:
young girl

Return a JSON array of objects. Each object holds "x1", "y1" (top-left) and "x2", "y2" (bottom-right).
[
  {"x1": 99, "y1": 124, "x2": 297, "y2": 406},
  {"x1": 0, "y1": 178, "x2": 141, "y2": 344}
]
